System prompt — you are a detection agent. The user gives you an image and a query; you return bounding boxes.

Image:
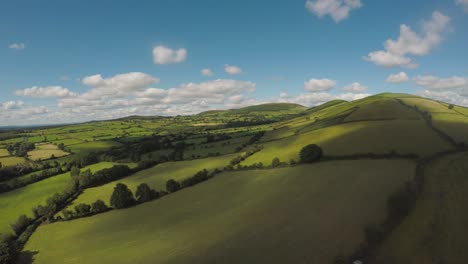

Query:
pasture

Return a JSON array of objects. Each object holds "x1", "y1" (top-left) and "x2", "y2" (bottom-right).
[
  {"x1": 374, "y1": 151, "x2": 468, "y2": 264},
  {"x1": 22, "y1": 159, "x2": 415, "y2": 264},
  {"x1": 0, "y1": 162, "x2": 123, "y2": 235},
  {"x1": 243, "y1": 119, "x2": 452, "y2": 166},
  {"x1": 27, "y1": 144, "x2": 69, "y2": 161},
  {"x1": 68, "y1": 153, "x2": 238, "y2": 208}
]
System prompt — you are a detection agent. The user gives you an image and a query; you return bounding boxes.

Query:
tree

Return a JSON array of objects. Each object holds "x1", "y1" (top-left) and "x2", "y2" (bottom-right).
[
  {"x1": 10, "y1": 215, "x2": 32, "y2": 236},
  {"x1": 299, "y1": 144, "x2": 323, "y2": 163},
  {"x1": 0, "y1": 235, "x2": 16, "y2": 264},
  {"x1": 271, "y1": 157, "x2": 281, "y2": 168},
  {"x1": 70, "y1": 166, "x2": 80, "y2": 178},
  {"x1": 74, "y1": 203, "x2": 91, "y2": 216},
  {"x1": 166, "y1": 179, "x2": 180, "y2": 193},
  {"x1": 448, "y1": 104, "x2": 455, "y2": 109},
  {"x1": 91, "y1": 200, "x2": 108, "y2": 214},
  {"x1": 58, "y1": 143, "x2": 65, "y2": 150},
  {"x1": 135, "y1": 183, "x2": 154, "y2": 203},
  {"x1": 110, "y1": 183, "x2": 135, "y2": 209}
]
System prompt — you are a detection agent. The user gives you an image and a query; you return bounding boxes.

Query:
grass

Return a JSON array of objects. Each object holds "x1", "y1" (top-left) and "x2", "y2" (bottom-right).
[
  {"x1": 0, "y1": 149, "x2": 9, "y2": 157},
  {"x1": 0, "y1": 162, "x2": 122, "y2": 235},
  {"x1": 431, "y1": 113, "x2": 468, "y2": 145},
  {"x1": 400, "y1": 97, "x2": 455, "y2": 113},
  {"x1": 22, "y1": 159, "x2": 415, "y2": 264},
  {"x1": 68, "y1": 154, "x2": 238, "y2": 208},
  {"x1": 374, "y1": 151, "x2": 468, "y2": 264},
  {"x1": 344, "y1": 99, "x2": 420, "y2": 122},
  {"x1": 243, "y1": 120, "x2": 452, "y2": 166},
  {"x1": 68, "y1": 141, "x2": 123, "y2": 153},
  {"x1": 0, "y1": 156, "x2": 27, "y2": 167},
  {"x1": 27, "y1": 144, "x2": 69, "y2": 161}
]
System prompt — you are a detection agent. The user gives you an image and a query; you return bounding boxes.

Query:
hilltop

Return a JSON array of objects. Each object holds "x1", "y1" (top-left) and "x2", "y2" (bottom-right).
[{"x1": 0, "y1": 93, "x2": 467, "y2": 264}]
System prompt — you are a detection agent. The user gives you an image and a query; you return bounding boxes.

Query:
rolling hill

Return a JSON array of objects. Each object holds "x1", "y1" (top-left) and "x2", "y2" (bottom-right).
[{"x1": 0, "y1": 93, "x2": 467, "y2": 264}]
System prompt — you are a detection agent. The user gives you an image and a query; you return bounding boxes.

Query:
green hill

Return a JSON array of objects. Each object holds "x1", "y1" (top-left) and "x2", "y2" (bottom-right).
[{"x1": 0, "y1": 93, "x2": 467, "y2": 264}]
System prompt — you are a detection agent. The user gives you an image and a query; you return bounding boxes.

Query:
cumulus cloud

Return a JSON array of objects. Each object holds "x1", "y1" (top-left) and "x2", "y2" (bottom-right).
[
  {"x1": 304, "y1": 78, "x2": 336, "y2": 92},
  {"x1": 456, "y1": 0, "x2": 468, "y2": 12},
  {"x1": 414, "y1": 75, "x2": 467, "y2": 90},
  {"x1": 152, "y1": 45, "x2": 187, "y2": 64},
  {"x1": 201, "y1": 68, "x2": 214, "y2": 76},
  {"x1": 342, "y1": 82, "x2": 368, "y2": 93},
  {"x1": 418, "y1": 90, "x2": 468, "y2": 106},
  {"x1": 224, "y1": 65, "x2": 243, "y2": 75},
  {"x1": 8, "y1": 43, "x2": 25, "y2": 50},
  {"x1": 1, "y1": 101, "x2": 24, "y2": 110},
  {"x1": 81, "y1": 72, "x2": 159, "y2": 98},
  {"x1": 305, "y1": 0, "x2": 362, "y2": 23},
  {"x1": 365, "y1": 11, "x2": 450, "y2": 68},
  {"x1": 16, "y1": 86, "x2": 76, "y2": 98},
  {"x1": 280, "y1": 92, "x2": 369, "y2": 106},
  {"x1": 386, "y1": 72, "x2": 410, "y2": 83}
]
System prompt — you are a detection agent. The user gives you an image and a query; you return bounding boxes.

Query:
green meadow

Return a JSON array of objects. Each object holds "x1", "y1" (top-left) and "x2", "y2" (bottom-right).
[{"x1": 22, "y1": 159, "x2": 415, "y2": 264}]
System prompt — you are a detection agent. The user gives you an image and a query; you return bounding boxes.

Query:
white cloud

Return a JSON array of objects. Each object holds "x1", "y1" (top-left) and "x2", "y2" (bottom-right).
[
  {"x1": 342, "y1": 82, "x2": 368, "y2": 93},
  {"x1": 417, "y1": 90, "x2": 468, "y2": 107},
  {"x1": 16, "y1": 86, "x2": 76, "y2": 98},
  {"x1": 456, "y1": 0, "x2": 468, "y2": 12},
  {"x1": 8, "y1": 43, "x2": 25, "y2": 50},
  {"x1": 414, "y1": 75, "x2": 467, "y2": 90},
  {"x1": 305, "y1": 0, "x2": 362, "y2": 23},
  {"x1": 201, "y1": 68, "x2": 214, "y2": 76},
  {"x1": 304, "y1": 78, "x2": 336, "y2": 92},
  {"x1": 365, "y1": 11, "x2": 450, "y2": 68},
  {"x1": 224, "y1": 65, "x2": 243, "y2": 75},
  {"x1": 386, "y1": 72, "x2": 410, "y2": 83},
  {"x1": 81, "y1": 72, "x2": 159, "y2": 98},
  {"x1": 1, "y1": 101, "x2": 24, "y2": 110},
  {"x1": 280, "y1": 92, "x2": 369, "y2": 106},
  {"x1": 152, "y1": 45, "x2": 187, "y2": 64}
]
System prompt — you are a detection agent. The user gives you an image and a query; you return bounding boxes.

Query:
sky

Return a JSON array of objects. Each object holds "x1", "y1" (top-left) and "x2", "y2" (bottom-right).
[{"x1": 1, "y1": 0, "x2": 468, "y2": 125}]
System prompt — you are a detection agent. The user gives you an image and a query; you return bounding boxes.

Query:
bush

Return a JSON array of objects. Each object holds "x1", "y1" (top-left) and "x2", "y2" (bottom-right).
[
  {"x1": 110, "y1": 183, "x2": 135, "y2": 209},
  {"x1": 91, "y1": 199, "x2": 109, "y2": 214},
  {"x1": 135, "y1": 183, "x2": 155, "y2": 203},
  {"x1": 0, "y1": 235, "x2": 16, "y2": 264},
  {"x1": 166, "y1": 179, "x2": 181, "y2": 193},
  {"x1": 271, "y1": 157, "x2": 281, "y2": 168},
  {"x1": 299, "y1": 144, "x2": 323, "y2": 163},
  {"x1": 10, "y1": 215, "x2": 33, "y2": 236},
  {"x1": 74, "y1": 203, "x2": 91, "y2": 216}
]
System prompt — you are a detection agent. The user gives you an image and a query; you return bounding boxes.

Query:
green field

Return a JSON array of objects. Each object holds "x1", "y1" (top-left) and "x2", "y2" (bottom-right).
[
  {"x1": 432, "y1": 113, "x2": 468, "y2": 145},
  {"x1": 243, "y1": 119, "x2": 451, "y2": 166},
  {"x1": 373, "y1": 151, "x2": 468, "y2": 264},
  {"x1": 0, "y1": 149, "x2": 9, "y2": 157},
  {"x1": 68, "y1": 154, "x2": 238, "y2": 208},
  {"x1": 0, "y1": 156, "x2": 27, "y2": 167},
  {"x1": 68, "y1": 141, "x2": 123, "y2": 153},
  {"x1": 22, "y1": 159, "x2": 415, "y2": 264},
  {"x1": 27, "y1": 144, "x2": 70, "y2": 161},
  {"x1": 0, "y1": 162, "x2": 122, "y2": 235}
]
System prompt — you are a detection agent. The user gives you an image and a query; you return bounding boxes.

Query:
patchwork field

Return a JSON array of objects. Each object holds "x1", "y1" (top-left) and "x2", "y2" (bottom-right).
[
  {"x1": 373, "y1": 151, "x2": 468, "y2": 264},
  {"x1": 432, "y1": 113, "x2": 468, "y2": 145},
  {"x1": 0, "y1": 156, "x2": 27, "y2": 167},
  {"x1": 68, "y1": 153, "x2": 238, "y2": 208},
  {"x1": 27, "y1": 144, "x2": 69, "y2": 161},
  {"x1": 22, "y1": 159, "x2": 416, "y2": 264},
  {"x1": 0, "y1": 162, "x2": 124, "y2": 235},
  {"x1": 0, "y1": 149, "x2": 9, "y2": 157},
  {"x1": 68, "y1": 141, "x2": 123, "y2": 153},
  {"x1": 243, "y1": 119, "x2": 451, "y2": 166}
]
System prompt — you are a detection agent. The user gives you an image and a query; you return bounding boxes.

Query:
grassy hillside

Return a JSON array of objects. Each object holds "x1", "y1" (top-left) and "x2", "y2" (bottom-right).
[
  {"x1": 67, "y1": 154, "x2": 238, "y2": 208},
  {"x1": 373, "y1": 151, "x2": 468, "y2": 264},
  {"x1": 21, "y1": 159, "x2": 415, "y2": 264},
  {"x1": 0, "y1": 162, "x2": 127, "y2": 235}
]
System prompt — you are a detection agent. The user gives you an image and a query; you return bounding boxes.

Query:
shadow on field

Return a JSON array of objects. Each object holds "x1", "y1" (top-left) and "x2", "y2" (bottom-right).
[{"x1": 17, "y1": 250, "x2": 39, "y2": 264}]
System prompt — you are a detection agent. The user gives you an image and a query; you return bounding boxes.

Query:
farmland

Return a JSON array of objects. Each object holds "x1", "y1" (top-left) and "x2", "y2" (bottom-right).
[{"x1": 21, "y1": 159, "x2": 415, "y2": 264}]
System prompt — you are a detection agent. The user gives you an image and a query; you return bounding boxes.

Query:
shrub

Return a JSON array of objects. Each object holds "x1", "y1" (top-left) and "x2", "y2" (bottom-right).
[
  {"x1": 110, "y1": 183, "x2": 135, "y2": 209},
  {"x1": 135, "y1": 183, "x2": 155, "y2": 203},
  {"x1": 0, "y1": 235, "x2": 16, "y2": 264},
  {"x1": 299, "y1": 144, "x2": 323, "y2": 163},
  {"x1": 271, "y1": 157, "x2": 281, "y2": 168},
  {"x1": 10, "y1": 215, "x2": 33, "y2": 236},
  {"x1": 91, "y1": 199, "x2": 109, "y2": 214},
  {"x1": 166, "y1": 179, "x2": 181, "y2": 193},
  {"x1": 74, "y1": 203, "x2": 91, "y2": 216}
]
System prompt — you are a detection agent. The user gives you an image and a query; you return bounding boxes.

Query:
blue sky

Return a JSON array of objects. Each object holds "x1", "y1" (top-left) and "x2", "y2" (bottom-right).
[{"x1": 1, "y1": 0, "x2": 468, "y2": 125}]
